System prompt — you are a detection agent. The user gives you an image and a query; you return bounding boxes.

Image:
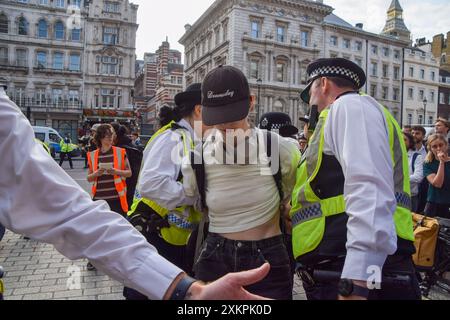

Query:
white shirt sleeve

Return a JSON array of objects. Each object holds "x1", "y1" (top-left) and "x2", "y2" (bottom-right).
[
  {"x1": 0, "y1": 91, "x2": 182, "y2": 299},
  {"x1": 138, "y1": 130, "x2": 197, "y2": 210},
  {"x1": 410, "y1": 154, "x2": 424, "y2": 185},
  {"x1": 323, "y1": 94, "x2": 398, "y2": 282}
]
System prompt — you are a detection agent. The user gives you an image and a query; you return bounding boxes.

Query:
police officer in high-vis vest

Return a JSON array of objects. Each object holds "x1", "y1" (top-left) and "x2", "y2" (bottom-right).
[
  {"x1": 124, "y1": 83, "x2": 204, "y2": 300},
  {"x1": 291, "y1": 58, "x2": 421, "y2": 300}
]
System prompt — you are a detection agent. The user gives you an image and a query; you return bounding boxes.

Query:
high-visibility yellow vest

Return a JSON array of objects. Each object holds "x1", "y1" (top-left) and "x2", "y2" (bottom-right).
[
  {"x1": 60, "y1": 138, "x2": 75, "y2": 153},
  {"x1": 35, "y1": 139, "x2": 51, "y2": 155},
  {"x1": 290, "y1": 94, "x2": 415, "y2": 260},
  {"x1": 128, "y1": 121, "x2": 201, "y2": 246}
]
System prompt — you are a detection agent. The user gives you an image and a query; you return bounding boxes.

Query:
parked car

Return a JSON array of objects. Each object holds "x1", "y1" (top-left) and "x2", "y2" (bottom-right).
[{"x1": 32, "y1": 126, "x2": 81, "y2": 158}]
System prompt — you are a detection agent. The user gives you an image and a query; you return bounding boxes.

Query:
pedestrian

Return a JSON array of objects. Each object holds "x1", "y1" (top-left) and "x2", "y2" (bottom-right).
[
  {"x1": 292, "y1": 58, "x2": 420, "y2": 300},
  {"x1": 111, "y1": 123, "x2": 143, "y2": 207},
  {"x1": 423, "y1": 134, "x2": 450, "y2": 219},
  {"x1": 59, "y1": 134, "x2": 74, "y2": 169},
  {"x1": 125, "y1": 83, "x2": 205, "y2": 300},
  {"x1": 434, "y1": 118, "x2": 450, "y2": 152},
  {"x1": 403, "y1": 125, "x2": 412, "y2": 135},
  {"x1": 131, "y1": 132, "x2": 142, "y2": 148},
  {"x1": 411, "y1": 125, "x2": 428, "y2": 213},
  {"x1": 183, "y1": 66, "x2": 301, "y2": 300},
  {"x1": 80, "y1": 130, "x2": 91, "y2": 169},
  {"x1": 0, "y1": 85, "x2": 271, "y2": 300},
  {"x1": 298, "y1": 133, "x2": 308, "y2": 155},
  {"x1": 403, "y1": 132, "x2": 423, "y2": 213}
]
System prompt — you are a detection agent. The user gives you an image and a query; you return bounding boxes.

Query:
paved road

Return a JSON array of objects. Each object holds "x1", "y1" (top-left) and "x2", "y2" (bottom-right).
[{"x1": 1, "y1": 160, "x2": 447, "y2": 300}]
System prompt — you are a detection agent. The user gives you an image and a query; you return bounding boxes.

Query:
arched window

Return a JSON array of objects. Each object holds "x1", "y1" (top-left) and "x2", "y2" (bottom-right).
[
  {"x1": 38, "y1": 19, "x2": 48, "y2": 38},
  {"x1": 273, "y1": 100, "x2": 284, "y2": 113},
  {"x1": 0, "y1": 13, "x2": 8, "y2": 34},
  {"x1": 18, "y1": 17, "x2": 28, "y2": 36},
  {"x1": 54, "y1": 21, "x2": 64, "y2": 40}
]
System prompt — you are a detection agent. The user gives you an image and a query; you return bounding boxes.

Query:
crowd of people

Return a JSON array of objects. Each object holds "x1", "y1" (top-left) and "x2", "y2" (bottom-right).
[{"x1": 1, "y1": 57, "x2": 450, "y2": 301}]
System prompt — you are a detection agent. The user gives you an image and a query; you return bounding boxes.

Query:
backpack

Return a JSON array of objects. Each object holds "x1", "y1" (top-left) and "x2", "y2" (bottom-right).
[{"x1": 186, "y1": 130, "x2": 286, "y2": 273}]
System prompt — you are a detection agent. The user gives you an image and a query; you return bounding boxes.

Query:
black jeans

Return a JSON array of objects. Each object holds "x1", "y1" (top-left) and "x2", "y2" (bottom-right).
[
  {"x1": 123, "y1": 229, "x2": 188, "y2": 300},
  {"x1": 194, "y1": 233, "x2": 293, "y2": 300},
  {"x1": 302, "y1": 255, "x2": 422, "y2": 300},
  {"x1": 59, "y1": 152, "x2": 73, "y2": 168}
]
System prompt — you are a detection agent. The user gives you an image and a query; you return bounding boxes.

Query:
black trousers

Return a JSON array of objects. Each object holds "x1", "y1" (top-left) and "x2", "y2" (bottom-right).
[
  {"x1": 59, "y1": 152, "x2": 73, "y2": 168},
  {"x1": 123, "y1": 230, "x2": 188, "y2": 300},
  {"x1": 302, "y1": 255, "x2": 422, "y2": 300},
  {"x1": 424, "y1": 202, "x2": 450, "y2": 219}
]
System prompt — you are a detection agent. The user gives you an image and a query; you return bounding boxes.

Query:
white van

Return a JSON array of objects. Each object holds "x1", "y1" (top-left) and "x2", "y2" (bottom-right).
[{"x1": 32, "y1": 126, "x2": 63, "y2": 157}]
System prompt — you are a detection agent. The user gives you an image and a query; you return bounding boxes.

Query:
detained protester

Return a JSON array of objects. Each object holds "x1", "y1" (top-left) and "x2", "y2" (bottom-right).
[
  {"x1": 0, "y1": 82, "x2": 272, "y2": 301},
  {"x1": 291, "y1": 58, "x2": 420, "y2": 300},
  {"x1": 183, "y1": 66, "x2": 301, "y2": 300},
  {"x1": 403, "y1": 132, "x2": 424, "y2": 213},
  {"x1": 125, "y1": 84, "x2": 205, "y2": 300},
  {"x1": 423, "y1": 134, "x2": 450, "y2": 219}
]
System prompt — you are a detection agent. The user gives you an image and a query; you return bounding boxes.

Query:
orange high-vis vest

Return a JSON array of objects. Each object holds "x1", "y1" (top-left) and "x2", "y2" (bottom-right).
[{"x1": 87, "y1": 146, "x2": 129, "y2": 212}]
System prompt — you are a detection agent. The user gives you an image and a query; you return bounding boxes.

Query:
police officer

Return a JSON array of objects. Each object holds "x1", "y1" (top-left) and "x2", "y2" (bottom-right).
[
  {"x1": 125, "y1": 83, "x2": 205, "y2": 299},
  {"x1": 59, "y1": 133, "x2": 74, "y2": 169},
  {"x1": 290, "y1": 58, "x2": 420, "y2": 300},
  {"x1": 0, "y1": 79, "x2": 271, "y2": 300}
]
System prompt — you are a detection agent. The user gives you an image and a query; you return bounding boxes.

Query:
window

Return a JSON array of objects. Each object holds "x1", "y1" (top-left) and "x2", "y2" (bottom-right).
[
  {"x1": 382, "y1": 64, "x2": 388, "y2": 78},
  {"x1": 394, "y1": 50, "x2": 400, "y2": 59},
  {"x1": 276, "y1": 26, "x2": 286, "y2": 43},
  {"x1": 69, "y1": 53, "x2": 80, "y2": 71},
  {"x1": 35, "y1": 89, "x2": 46, "y2": 106},
  {"x1": 301, "y1": 31, "x2": 309, "y2": 47},
  {"x1": 407, "y1": 114, "x2": 412, "y2": 125},
  {"x1": 53, "y1": 52, "x2": 64, "y2": 70},
  {"x1": 428, "y1": 116, "x2": 434, "y2": 125},
  {"x1": 40, "y1": 0, "x2": 49, "y2": 5},
  {"x1": 101, "y1": 56, "x2": 117, "y2": 75},
  {"x1": 36, "y1": 51, "x2": 47, "y2": 68},
  {"x1": 71, "y1": 28, "x2": 81, "y2": 41},
  {"x1": 276, "y1": 62, "x2": 286, "y2": 82},
  {"x1": 371, "y1": 62, "x2": 378, "y2": 76},
  {"x1": 35, "y1": 132, "x2": 45, "y2": 142},
  {"x1": 0, "y1": 47, "x2": 8, "y2": 66},
  {"x1": 343, "y1": 39, "x2": 350, "y2": 49},
  {"x1": 72, "y1": 0, "x2": 81, "y2": 8},
  {"x1": 430, "y1": 91, "x2": 435, "y2": 103},
  {"x1": 251, "y1": 21, "x2": 261, "y2": 38},
  {"x1": 408, "y1": 88, "x2": 414, "y2": 99},
  {"x1": 55, "y1": 0, "x2": 65, "y2": 8},
  {"x1": 18, "y1": 17, "x2": 28, "y2": 35},
  {"x1": 16, "y1": 49, "x2": 27, "y2": 67},
  {"x1": 440, "y1": 93, "x2": 446, "y2": 104},
  {"x1": 49, "y1": 133, "x2": 61, "y2": 143},
  {"x1": 371, "y1": 45, "x2": 378, "y2": 55},
  {"x1": 418, "y1": 115, "x2": 423, "y2": 125},
  {"x1": 330, "y1": 36, "x2": 338, "y2": 46},
  {"x1": 52, "y1": 88, "x2": 63, "y2": 106},
  {"x1": 104, "y1": 1, "x2": 120, "y2": 13},
  {"x1": 222, "y1": 21, "x2": 228, "y2": 42},
  {"x1": 420, "y1": 69, "x2": 425, "y2": 79},
  {"x1": 103, "y1": 27, "x2": 118, "y2": 45},
  {"x1": 38, "y1": 19, "x2": 48, "y2": 38},
  {"x1": 382, "y1": 87, "x2": 388, "y2": 100},
  {"x1": 431, "y1": 71, "x2": 436, "y2": 81},
  {"x1": 409, "y1": 67, "x2": 414, "y2": 77},
  {"x1": 393, "y1": 88, "x2": 399, "y2": 101},
  {"x1": 54, "y1": 21, "x2": 64, "y2": 40},
  {"x1": 0, "y1": 13, "x2": 8, "y2": 34},
  {"x1": 250, "y1": 60, "x2": 260, "y2": 80},
  {"x1": 394, "y1": 66, "x2": 400, "y2": 80},
  {"x1": 214, "y1": 27, "x2": 220, "y2": 46},
  {"x1": 117, "y1": 90, "x2": 122, "y2": 108},
  {"x1": 382, "y1": 47, "x2": 390, "y2": 57},
  {"x1": 370, "y1": 84, "x2": 377, "y2": 97},
  {"x1": 68, "y1": 90, "x2": 79, "y2": 106},
  {"x1": 101, "y1": 88, "x2": 115, "y2": 108},
  {"x1": 419, "y1": 90, "x2": 424, "y2": 100},
  {"x1": 355, "y1": 41, "x2": 362, "y2": 51}
]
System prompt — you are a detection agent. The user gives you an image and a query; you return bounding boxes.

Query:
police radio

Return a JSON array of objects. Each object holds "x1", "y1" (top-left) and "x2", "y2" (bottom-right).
[{"x1": 308, "y1": 105, "x2": 319, "y2": 133}]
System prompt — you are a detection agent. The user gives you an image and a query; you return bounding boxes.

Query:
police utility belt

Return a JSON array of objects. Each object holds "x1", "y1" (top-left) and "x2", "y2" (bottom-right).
[{"x1": 128, "y1": 202, "x2": 170, "y2": 239}]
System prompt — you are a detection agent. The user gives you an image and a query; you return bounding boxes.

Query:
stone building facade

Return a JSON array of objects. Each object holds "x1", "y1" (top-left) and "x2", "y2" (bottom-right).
[
  {"x1": 179, "y1": 0, "x2": 333, "y2": 127},
  {"x1": 432, "y1": 32, "x2": 450, "y2": 73}
]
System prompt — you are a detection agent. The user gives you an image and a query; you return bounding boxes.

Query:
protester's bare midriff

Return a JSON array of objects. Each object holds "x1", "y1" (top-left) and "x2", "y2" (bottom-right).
[{"x1": 219, "y1": 212, "x2": 281, "y2": 241}]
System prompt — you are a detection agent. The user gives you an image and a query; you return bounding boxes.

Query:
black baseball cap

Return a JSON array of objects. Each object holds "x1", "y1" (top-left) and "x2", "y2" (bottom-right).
[
  {"x1": 259, "y1": 112, "x2": 298, "y2": 138},
  {"x1": 201, "y1": 65, "x2": 250, "y2": 126}
]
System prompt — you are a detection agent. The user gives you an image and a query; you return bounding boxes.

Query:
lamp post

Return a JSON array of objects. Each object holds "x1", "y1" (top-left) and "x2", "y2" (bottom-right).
[
  {"x1": 256, "y1": 78, "x2": 262, "y2": 125},
  {"x1": 423, "y1": 98, "x2": 428, "y2": 125}
]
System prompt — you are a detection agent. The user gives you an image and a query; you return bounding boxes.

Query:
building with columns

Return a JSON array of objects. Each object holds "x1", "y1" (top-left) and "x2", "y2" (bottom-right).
[
  {"x1": 82, "y1": 0, "x2": 139, "y2": 125},
  {"x1": 0, "y1": 0, "x2": 86, "y2": 139},
  {"x1": 0, "y1": 0, "x2": 139, "y2": 137},
  {"x1": 179, "y1": 0, "x2": 333, "y2": 127}
]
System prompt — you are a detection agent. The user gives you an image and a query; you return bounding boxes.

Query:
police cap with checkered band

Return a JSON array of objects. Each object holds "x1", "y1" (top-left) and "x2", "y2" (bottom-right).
[{"x1": 300, "y1": 58, "x2": 366, "y2": 104}]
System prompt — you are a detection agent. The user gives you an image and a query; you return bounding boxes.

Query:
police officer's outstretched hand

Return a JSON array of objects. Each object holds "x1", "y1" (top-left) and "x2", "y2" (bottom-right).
[{"x1": 186, "y1": 263, "x2": 271, "y2": 300}]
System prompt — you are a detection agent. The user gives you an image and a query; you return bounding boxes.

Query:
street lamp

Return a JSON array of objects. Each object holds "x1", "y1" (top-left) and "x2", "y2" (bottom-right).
[
  {"x1": 256, "y1": 78, "x2": 262, "y2": 125},
  {"x1": 423, "y1": 98, "x2": 428, "y2": 125}
]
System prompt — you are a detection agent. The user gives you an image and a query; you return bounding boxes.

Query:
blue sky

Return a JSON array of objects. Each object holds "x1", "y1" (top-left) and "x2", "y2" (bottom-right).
[{"x1": 132, "y1": 0, "x2": 450, "y2": 59}]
